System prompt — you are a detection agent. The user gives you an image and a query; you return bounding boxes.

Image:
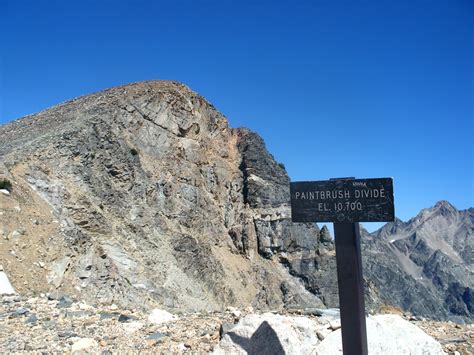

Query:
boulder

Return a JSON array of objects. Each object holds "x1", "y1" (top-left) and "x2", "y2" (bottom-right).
[
  {"x1": 71, "y1": 338, "x2": 99, "y2": 353},
  {"x1": 315, "y1": 314, "x2": 444, "y2": 355},
  {"x1": 214, "y1": 313, "x2": 444, "y2": 355},
  {"x1": 122, "y1": 321, "x2": 144, "y2": 333},
  {"x1": 213, "y1": 312, "x2": 325, "y2": 354},
  {"x1": 148, "y1": 308, "x2": 177, "y2": 325}
]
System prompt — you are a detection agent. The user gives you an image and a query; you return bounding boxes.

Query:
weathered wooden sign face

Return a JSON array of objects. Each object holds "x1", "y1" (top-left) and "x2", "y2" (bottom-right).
[{"x1": 290, "y1": 178, "x2": 394, "y2": 223}]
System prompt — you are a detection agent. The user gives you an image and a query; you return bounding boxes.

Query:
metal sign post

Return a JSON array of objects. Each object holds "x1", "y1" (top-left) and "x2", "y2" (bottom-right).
[
  {"x1": 334, "y1": 222, "x2": 367, "y2": 355},
  {"x1": 290, "y1": 177, "x2": 394, "y2": 355}
]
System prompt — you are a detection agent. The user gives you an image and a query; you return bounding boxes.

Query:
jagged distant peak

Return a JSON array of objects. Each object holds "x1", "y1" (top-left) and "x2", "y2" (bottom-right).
[
  {"x1": 422, "y1": 200, "x2": 457, "y2": 214},
  {"x1": 433, "y1": 200, "x2": 457, "y2": 212},
  {"x1": 372, "y1": 216, "x2": 406, "y2": 237},
  {"x1": 388, "y1": 216, "x2": 406, "y2": 228},
  {"x1": 372, "y1": 201, "x2": 469, "y2": 239},
  {"x1": 408, "y1": 200, "x2": 459, "y2": 225},
  {"x1": 434, "y1": 200, "x2": 455, "y2": 207}
]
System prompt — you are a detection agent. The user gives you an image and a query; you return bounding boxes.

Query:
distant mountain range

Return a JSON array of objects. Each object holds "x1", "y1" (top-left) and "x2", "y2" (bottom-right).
[
  {"x1": 278, "y1": 200, "x2": 473, "y2": 322},
  {"x1": 363, "y1": 201, "x2": 473, "y2": 322}
]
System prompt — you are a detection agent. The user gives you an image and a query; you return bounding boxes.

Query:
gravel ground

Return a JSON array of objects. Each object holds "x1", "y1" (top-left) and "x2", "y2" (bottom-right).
[
  {"x1": 414, "y1": 318, "x2": 473, "y2": 354},
  {"x1": 1, "y1": 294, "x2": 472, "y2": 354}
]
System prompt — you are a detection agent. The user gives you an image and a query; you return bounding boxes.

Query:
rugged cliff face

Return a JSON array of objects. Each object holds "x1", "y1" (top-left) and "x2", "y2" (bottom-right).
[
  {"x1": 0, "y1": 80, "x2": 327, "y2": 312},
  {"x1": 236, "y1": 129, "x2": 338, "y2": 307}
]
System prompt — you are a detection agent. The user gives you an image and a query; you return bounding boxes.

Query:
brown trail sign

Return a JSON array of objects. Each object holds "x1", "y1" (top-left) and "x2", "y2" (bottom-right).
[{"x1": 290, "y1": 177, "x2": 395, "y2": 355}]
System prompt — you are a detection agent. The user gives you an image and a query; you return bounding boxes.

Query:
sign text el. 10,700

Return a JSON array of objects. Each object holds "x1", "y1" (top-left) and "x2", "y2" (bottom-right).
[{"x1": 290, "y1": 178, "x2": 394, "y2": 223}]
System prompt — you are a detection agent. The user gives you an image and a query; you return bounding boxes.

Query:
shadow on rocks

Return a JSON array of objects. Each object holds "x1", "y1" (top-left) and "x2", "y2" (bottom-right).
[{"x1": 227, "y1": 321, "x2": 285, "y2": 355}]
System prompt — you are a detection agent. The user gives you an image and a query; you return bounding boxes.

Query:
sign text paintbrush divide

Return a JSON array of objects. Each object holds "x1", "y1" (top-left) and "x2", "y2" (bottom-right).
[
  {"x1": 290, "y1": 178, "x2": 394, "y2": 223},
  {"x1": 294, "y1": 186, "x2": 387, "y2": 200}
]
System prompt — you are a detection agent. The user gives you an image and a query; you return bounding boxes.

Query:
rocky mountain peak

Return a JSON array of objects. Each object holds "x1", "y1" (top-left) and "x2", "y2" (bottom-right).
[
  {"x1": 0, "y1": 80, "x2": 326, "y2": 313},
  {"x1": 431, "y1": 200, "x2": 458, "y2": 217},
  {"x1": 413, "y1": 200, "x2": 459, "y2": 224},
  {"x1": 375, "y1": 217, "x2": 406, "y2": 239},
  {"x1": 434, "y1": 200, "x2": 455, "y2": 208},
  {"x1": 0, "y1": 80, "x2": 228, "y2": 158}
]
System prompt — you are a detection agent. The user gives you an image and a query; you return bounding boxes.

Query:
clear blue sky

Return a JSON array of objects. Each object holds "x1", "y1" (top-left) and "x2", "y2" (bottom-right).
[{"x1": 1, "y1": 0, "x2": 473, "y2": 231}]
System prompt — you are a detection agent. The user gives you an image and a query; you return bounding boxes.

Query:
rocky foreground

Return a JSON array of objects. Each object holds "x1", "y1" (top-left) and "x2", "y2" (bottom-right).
[{"x1": 0, "y1": 294, "x2": 472, "y2": 354}]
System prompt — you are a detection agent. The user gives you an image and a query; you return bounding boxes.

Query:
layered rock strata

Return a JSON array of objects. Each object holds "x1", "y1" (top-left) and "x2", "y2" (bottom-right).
[{"x1": 0, "y1": 81, "x2": 327, "y2": 312}]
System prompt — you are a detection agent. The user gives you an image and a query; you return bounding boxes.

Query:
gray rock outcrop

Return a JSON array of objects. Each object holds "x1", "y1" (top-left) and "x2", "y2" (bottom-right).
[{"x1": 0, "y1": 80, "x2": 327, "y2": 312}]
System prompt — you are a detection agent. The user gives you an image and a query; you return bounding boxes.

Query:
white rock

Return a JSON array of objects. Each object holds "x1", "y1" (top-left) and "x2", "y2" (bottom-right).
[
  {"x1": 315, "y1": 314, "x2": 444, "y2": 355},
  {"x1": 328, "y1": 319, "x2": 341, "y2": 330},
  {"x1": 101, "y1": 242, "x2": 137, "y2": 272},
  {"x1": 177, "y1": 343, "x2": 187, "y2": 351},
  {"x1": 110, "y1": 303, "x2": 118, "y2": 310},
  {"x1": 148, "y1": 308, "x2": 177, "y2": 325},
  {"x1": 227, "y1": 306, "x2": 242, "y2": 318},
  {"x1": 71, "y1": 338, "x2": 98, "y2": 353},
  {"x1": 0, "y1": 272, "x2": 16, "y2": 294},
  {"x1": 232, "y1": 309, "x2": 242, "y2": 318},
  {"x1": 316, "y1": 328, "x2": 332, "y2": 341},
  {"x1": 79, "y1": 302, "x2": 93, "y2": 310},
  {"x1": 10, "y1": 230, "x2": 21, "y2": 239},
  {"x1": 0, "y1": 189, "x2": 10, "y2": 195},
  {"x1": 47, "y1": 256, "x2": 70, "y2": 287},
  {"x1": 123, "y1": 321, "x2": 144, "y2": 333},
  {"x1": 27, "y1": 297, "x2": 39, "y2": 304},
  {"x1": 133, "y1": 283, "x2": 147, "y2": 289},
  {"x1": 213, "y1": 312, "x2": 324, "y2": 355},
  {"x1": 214, "y1": 313, "x2": 443, "y2": 355}
]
